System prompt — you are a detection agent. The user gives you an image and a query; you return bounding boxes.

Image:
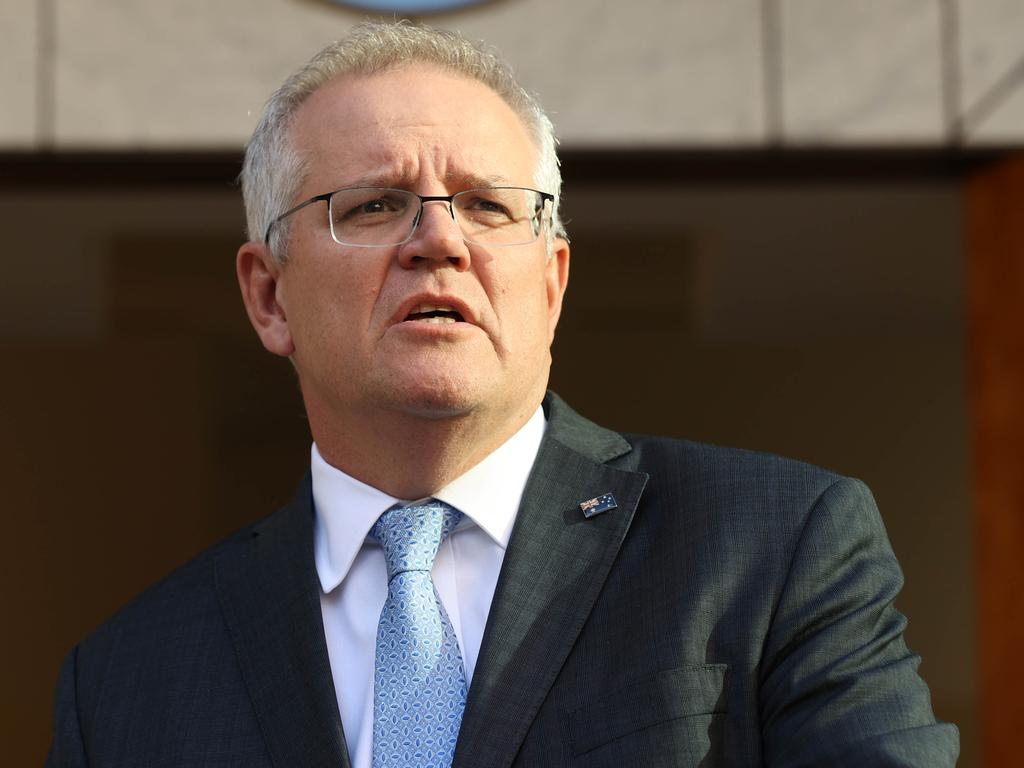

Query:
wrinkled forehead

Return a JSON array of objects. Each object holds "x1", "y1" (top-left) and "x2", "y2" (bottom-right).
[{"x1": 287, "y1": 66, "x2": 539, "y2": 191}]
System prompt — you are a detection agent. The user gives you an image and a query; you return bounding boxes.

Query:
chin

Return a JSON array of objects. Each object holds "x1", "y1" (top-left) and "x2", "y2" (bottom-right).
[{"x1": 383, "y1": 376, "x2": 484, "y2": 421}]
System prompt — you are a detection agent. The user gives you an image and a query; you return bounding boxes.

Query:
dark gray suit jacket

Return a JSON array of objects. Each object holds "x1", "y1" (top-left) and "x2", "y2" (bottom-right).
[{"x1": 48, "y1": 393, "x2": 959, "y2": 766}]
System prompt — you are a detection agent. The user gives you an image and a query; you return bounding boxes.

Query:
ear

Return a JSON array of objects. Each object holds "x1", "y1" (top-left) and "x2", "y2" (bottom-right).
[
  {"x1": 236, "y1": 241, "x2": 295, "y2": 357},
  {"x1": 544, "y1": 237, "x2": 571, "y2": 340}
]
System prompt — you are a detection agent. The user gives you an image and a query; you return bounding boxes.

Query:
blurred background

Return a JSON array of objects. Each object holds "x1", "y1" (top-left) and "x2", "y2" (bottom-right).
[{"x1": 3, "y1": 1, "x2": 1023, "y2": 765}]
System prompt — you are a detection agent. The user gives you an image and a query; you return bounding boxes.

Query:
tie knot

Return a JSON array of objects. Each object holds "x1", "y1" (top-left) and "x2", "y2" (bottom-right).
[{"x1": 371, "y1": 502, "x2": 462, "y2": 579}]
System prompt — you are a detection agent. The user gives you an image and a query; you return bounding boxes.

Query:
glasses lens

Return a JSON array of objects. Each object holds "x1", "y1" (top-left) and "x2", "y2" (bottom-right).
[
  {"x1": 324, "y1": 186, "x2": 548, "y2": 247},
  {"x1": 328, "y1": 188, "x2": 419, "y2": 246},
  {"x1": 453, "y1": 188, "x2": 547, "y2": 246}
]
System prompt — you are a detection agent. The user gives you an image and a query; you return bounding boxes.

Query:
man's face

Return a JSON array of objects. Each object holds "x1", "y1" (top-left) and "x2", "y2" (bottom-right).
[{"x1": 240, "y1": 66, "x2": 569, "y2": 432}]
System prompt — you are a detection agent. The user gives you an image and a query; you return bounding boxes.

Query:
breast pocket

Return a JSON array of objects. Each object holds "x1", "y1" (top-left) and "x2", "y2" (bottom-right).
[{"x1": 568, "y1": 664, "x2": 728, "y2": 758}]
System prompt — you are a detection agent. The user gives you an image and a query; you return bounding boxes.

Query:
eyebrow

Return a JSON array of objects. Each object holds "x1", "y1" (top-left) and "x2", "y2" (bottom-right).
[
  {"x1": 338, "y1": 170, "x2": 515, "y2": 190},
  {"x1": 447, "y1": 171, "x2": 513, "y2": 188}
]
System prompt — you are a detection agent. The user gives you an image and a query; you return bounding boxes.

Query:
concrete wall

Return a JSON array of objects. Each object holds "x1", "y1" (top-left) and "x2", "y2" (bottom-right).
[{"x1": 1, "y1": 0, "x2": 1022, "y2": 149}]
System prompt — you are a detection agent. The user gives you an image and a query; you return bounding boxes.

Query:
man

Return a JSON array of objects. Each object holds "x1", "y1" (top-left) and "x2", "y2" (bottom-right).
[{"x1": 48, "y1": 21, "x2": 958, "y2": 767}]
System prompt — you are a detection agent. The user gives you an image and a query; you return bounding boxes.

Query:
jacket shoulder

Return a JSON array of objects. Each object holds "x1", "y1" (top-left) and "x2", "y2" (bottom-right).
[
  {"x1": 67, "y1": 494, "x2": 301, "y2": 708},
  {"x1": 73, "y1": 524, "x2": 244, "y2": 670},
  {"x1": 621, "y1": 432, "x2": 846, "y2": 502}
]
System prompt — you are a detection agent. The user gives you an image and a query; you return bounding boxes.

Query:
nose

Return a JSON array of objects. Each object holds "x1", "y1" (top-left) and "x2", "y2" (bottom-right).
[{"x1": 397, "y1": 199, "x2": 472, "y2": 271}]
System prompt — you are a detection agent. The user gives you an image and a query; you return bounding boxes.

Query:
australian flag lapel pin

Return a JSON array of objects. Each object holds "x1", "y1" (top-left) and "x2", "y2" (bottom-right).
[{"x1": 580, "y1": 492, "x2": 618, "y2": 519}]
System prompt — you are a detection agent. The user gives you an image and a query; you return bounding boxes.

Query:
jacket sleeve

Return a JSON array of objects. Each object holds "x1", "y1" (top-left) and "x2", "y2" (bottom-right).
[
  {"x1": 46, "y1": 646, "x2": 89, "y2": 768},
  {"x1": 758, "y1": 477, "x2": 959, "y2": 767}
]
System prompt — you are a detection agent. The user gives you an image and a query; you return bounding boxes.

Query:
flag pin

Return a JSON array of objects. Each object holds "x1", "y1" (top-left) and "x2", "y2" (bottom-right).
[{"x1": 579, "y1": 493, "x2": 618, "y2": 518}]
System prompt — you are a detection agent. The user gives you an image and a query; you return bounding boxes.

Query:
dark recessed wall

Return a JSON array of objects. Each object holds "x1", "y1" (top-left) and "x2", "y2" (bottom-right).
[{"x1": 0, "y1": 152, "x2": 977, "y2": 766}]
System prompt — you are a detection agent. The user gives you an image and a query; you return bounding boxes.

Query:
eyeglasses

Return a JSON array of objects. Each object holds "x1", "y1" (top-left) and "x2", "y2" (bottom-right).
[{"x1": 264, "y1": 186, "x2": 555, "y2": 248}]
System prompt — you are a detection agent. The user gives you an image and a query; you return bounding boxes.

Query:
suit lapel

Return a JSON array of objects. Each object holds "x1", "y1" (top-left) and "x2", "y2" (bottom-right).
[
  {"x1": 454, "y1": 395, "x2": 649, "y2": 768},
  {"x1": 215, "y1": 476, "x2": 351, "y2": 768}
]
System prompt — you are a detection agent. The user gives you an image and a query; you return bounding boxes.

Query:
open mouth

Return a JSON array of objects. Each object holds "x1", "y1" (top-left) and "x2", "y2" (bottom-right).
[{"x1": 404, "y1": 304, "x2": 465, "y2": 324}]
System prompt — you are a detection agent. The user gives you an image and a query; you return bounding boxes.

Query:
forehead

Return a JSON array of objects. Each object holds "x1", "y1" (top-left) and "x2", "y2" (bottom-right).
[{"x1": 289, "y1": 65, "x2": 538, "y2": 192}]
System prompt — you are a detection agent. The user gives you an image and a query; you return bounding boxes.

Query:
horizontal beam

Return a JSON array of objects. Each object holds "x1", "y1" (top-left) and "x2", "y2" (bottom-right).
[{"x1": 0, "y1": 147, "x2": 1019, "y2": 189}]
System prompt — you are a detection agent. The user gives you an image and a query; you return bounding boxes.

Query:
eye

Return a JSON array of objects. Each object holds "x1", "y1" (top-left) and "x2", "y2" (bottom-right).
[
  {"x1": 357, "y1": 198, "x2": 392, "y2": 214},
  {"x1": 332, "y1": 189, "x2": 411, "y2": 223},
  {"x1": 472, "y1": 197, "x2": 512, "y2": 216},
  {"x1": 457, "y1": 190, "x2": 517, "y2": 222}
]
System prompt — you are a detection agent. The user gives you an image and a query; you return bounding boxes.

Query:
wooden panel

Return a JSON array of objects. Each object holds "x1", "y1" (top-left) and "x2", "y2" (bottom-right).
[{"x1": 969, "y1": 152, "x2": 1024, "y2": 767}]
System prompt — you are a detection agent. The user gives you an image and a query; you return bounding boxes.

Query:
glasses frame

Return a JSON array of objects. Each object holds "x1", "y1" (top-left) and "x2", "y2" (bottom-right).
[{"x1": 263, "y1": 186, "x2": 555, "y2": 248}]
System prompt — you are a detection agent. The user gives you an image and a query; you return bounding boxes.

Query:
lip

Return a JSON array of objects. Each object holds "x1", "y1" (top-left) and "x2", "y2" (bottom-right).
[{"x1": 391, "y1": 293, "x2": 478, "y2": 328}]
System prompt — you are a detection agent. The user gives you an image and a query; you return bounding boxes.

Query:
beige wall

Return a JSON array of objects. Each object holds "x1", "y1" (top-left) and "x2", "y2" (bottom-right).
[{"x1": 1, "y1": 0, "x2": 1022, "y2": 149}]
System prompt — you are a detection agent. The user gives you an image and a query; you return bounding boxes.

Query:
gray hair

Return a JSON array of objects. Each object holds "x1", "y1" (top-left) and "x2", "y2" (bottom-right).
[{"x1": 240, "y1": 21, "x2": 565, "y2": 261}]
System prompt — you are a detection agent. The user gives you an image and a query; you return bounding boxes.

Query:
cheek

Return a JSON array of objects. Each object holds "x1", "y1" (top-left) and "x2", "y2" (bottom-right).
[
  {"x1": 306, "y1": 256, "x2": 385, "y2": 317},
  {"x1": 284, "y1": 274, "x2": 352, "y2": 354},
  {"x1": 502, "y1": 272, "x2": 558, "y2": 342},
  {"x1": 363, "y1": 281, "x2": 382, "y2": 305}
]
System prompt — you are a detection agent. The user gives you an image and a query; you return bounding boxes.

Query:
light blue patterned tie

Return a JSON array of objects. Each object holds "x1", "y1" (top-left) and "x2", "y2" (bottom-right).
[{"x1": 371, "y1": 502, "x2": 466, "y2": 768}]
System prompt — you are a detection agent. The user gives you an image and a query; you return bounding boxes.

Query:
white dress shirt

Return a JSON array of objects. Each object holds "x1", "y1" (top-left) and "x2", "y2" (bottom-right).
[{"x1": 312, "y1": 407, "x2": 546, "y2": 768}]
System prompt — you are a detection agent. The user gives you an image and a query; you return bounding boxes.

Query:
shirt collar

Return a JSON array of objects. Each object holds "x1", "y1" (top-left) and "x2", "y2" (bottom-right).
[{"x1": 313, "y1": 406, "x2": 546, "y2": 594}]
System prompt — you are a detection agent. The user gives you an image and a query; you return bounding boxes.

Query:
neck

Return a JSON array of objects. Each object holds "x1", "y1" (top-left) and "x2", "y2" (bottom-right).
[{"x1": 307, "y1": 396, "x2": 542, "y2": 499}]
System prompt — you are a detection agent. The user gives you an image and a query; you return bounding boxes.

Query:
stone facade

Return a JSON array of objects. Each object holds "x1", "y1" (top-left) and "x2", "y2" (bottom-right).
[{"x1": 0, "y1": 0, "x2": 1020, "y2": 148}]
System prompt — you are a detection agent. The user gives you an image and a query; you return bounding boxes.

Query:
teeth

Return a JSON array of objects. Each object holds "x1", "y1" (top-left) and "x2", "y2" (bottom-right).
[
  {"x1": 411, "y1": 304, "x2": 455, "y2": 314},
  {"x1": 404, "y1": 302, "x2": 465, "y2": 324}
]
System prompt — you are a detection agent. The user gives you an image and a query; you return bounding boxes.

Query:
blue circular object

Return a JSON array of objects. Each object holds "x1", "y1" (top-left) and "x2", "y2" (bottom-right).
[{"x1": 332, "y1": 0, "x2": 491, "y2": 12}]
